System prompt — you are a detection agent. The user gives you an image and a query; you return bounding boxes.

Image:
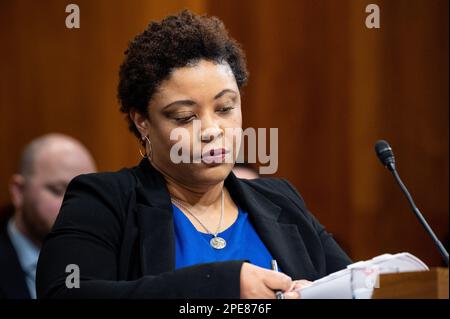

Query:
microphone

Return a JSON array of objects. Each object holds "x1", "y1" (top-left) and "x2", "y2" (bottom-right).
[{"x1": 375, "y1": 140, "x2": 449, "y2": 266}]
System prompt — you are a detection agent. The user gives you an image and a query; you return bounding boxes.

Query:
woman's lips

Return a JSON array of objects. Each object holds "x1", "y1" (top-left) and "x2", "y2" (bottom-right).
[{"x1": 201, "y1": 148, "x2": 230, "y2": 164}]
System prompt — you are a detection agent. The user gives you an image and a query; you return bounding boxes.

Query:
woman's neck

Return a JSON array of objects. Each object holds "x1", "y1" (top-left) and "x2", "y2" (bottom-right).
[
  {"x1": 165, "y1": 174, "x2": 224, "y2": 209},
  {"x1": 150, "y1": 160, "x2": 225, "y2": 209}
]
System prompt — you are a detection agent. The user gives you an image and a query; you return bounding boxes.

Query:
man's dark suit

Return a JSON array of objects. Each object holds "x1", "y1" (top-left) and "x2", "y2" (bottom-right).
[{"x1": 0, "y1": 224, "x2": 31, "y2": 299}]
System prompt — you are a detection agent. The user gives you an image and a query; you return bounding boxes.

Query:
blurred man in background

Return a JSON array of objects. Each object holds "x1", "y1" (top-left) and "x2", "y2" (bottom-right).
[{"x1": 0, "y1": 134, "x2": 96, "y2": 299}]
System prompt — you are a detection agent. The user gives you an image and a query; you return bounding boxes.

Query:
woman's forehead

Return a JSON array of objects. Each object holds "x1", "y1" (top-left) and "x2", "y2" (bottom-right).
[{"x1": 154, "y1": 60, "x2": 238, "y2": 102}]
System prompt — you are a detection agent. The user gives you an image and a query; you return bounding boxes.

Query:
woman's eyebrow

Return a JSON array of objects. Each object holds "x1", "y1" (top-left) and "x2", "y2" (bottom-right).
[
  {"x1": 162, "y1": 99, "x2": 196, "y2": 111},
  {"x1": 162, "y1": 89, "x2": 237, "y2": 111},
  {"x1": 214, "y1": 89, "x2": 237, "y2": 100}
]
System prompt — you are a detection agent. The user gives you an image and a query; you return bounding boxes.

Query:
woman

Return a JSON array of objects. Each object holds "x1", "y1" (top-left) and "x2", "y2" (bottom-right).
[{"x1": 36, "y1": 10, "x2": 351, "y2": 299}]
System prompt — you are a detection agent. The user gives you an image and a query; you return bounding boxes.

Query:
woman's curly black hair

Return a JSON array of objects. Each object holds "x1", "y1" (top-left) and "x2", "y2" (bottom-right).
[{"x1": 118, "y1": 9, "x2": 249, "y2": 139}]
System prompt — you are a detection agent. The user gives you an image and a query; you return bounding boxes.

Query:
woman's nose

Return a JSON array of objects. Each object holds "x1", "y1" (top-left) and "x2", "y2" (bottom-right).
[
  {"x1": 199, "y1": 115, "x2": 223, "y2": 142},
  {"x1": 200, "y1": 125, "x2": 223, "y2": 143}
]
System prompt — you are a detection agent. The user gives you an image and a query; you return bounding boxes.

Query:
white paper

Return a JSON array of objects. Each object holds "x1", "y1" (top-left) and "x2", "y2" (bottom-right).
[{"x1": 298, "y1": 252, "x2": 429, "y2": 299}]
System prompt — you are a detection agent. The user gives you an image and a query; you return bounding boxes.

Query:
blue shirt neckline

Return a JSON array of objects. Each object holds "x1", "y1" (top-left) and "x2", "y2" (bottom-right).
[
  {"x1": 172, "y1": 203, "x2": 243, "y2": 239},
  {"x1": 172, "y1": 204, "x2": 275, "y2": 270}
]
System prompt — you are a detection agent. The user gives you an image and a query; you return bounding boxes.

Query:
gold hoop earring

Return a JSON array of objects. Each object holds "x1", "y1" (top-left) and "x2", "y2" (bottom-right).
[
  {"x1": 138, "y1": 138, "x2": 147, "y2": 158},
  {"x1": 143, "y1": 135, "x2": 153, "y2": 160}
]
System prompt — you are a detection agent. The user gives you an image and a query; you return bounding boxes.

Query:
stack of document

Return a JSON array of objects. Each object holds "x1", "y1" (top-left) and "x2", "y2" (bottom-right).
[{"x1": 299, "y1": 252, "x2": 429, "y2": 299}]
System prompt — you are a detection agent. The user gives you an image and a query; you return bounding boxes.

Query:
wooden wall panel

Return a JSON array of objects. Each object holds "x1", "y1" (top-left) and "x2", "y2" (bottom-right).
[{"x1": 0, "y1": 0, "x2": 207, "y2": 201}]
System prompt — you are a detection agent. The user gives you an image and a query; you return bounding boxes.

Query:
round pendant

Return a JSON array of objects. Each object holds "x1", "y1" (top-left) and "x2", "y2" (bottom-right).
[{"x1": 210, "y1": 236, "x2": 227, "y2": 249}]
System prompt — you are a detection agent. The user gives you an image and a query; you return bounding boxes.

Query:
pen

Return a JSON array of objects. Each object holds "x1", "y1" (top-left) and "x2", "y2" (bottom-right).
[{"x1": 271, "y1": 259, "x2": 285, "y2": 299}]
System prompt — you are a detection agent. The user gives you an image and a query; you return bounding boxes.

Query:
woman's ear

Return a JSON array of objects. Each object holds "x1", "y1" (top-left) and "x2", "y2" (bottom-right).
[{"x1": 129, "y1": 110, "x2": 150, "y2": 137}]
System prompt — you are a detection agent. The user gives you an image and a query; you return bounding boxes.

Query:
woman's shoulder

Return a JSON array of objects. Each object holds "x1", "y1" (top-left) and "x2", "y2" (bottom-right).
[
  {"x1": 65, "y1": 165, "x2": 139, "y2": 205},
  {"x1": 238, "y1": 177, "x2": 308, "y2": 211},
  {"x1": 237, "y1": 177, "x2": 324, "y2": 233},
  {"x1": 57, "y1": 166, "x2": 140, "y2": 228},
  {"x1": 240, "y1": 177, "x2": 302, "y2": 197},
  {"x1": 72, "y1": 163, "x2": 139, "y2": 186}
]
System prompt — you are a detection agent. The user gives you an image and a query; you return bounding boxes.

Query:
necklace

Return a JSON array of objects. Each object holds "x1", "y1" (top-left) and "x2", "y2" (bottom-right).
[{"x1": 171, "y1": 189, "x2": 227, "y2": 250}]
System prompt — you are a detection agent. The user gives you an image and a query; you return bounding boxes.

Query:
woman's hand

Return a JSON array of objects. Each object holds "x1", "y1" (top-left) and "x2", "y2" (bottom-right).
[
  {"x1": 285, "y1": 279, "x2": 313, "y2": 298},
  {"x1": 240, "y1": 262, "x2": 296, "y2": 299}
]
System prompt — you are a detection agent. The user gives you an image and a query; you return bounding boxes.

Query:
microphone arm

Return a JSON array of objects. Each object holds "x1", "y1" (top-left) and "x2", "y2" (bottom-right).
[{"x1": 390, "y1": 164, "x2": 449, "y2": 266}]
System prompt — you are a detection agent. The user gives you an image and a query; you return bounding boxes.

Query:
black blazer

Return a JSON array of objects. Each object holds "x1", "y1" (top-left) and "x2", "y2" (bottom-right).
[
  {"x1": 36, "y1": 159, "x2": 351, "y2": 299},
  {"x1": 0, "y1": 224, "x2": 31, "y2": 299}
]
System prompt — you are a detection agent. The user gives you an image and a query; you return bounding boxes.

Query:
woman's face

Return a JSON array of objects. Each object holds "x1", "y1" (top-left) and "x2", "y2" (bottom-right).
[{"x1": 137, "y1": 59, "x2": 242, "y2": 188}]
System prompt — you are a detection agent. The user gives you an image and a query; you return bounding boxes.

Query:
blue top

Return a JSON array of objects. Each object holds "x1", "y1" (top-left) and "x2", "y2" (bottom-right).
[{"x1": 173, "y1": 204, "x2": 274, "y2": 270}]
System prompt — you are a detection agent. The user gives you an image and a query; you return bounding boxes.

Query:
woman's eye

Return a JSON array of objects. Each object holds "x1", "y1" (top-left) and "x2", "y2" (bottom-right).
[
  {"x1": 174, "y1": 115, "x2": 195, "y2": 124},
  {"x1": 217, "y1": 106, "x2": 234, "y2": 113}
]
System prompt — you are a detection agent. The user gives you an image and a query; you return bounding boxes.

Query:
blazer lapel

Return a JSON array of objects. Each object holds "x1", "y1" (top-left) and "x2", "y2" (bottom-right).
[
  {"x1": 132, "y1": 160, "x2": 318, "y2": 280},
  {"x1": 225, "y1": 173, "x2": 319, "y2": 280},
  {"x1": 133, "y1": 160, "x2": 175, "y2": 276}
]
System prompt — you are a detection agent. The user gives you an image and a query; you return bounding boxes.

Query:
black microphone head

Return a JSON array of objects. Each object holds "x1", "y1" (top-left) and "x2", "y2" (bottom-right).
[{"x1": 375, "y1": 140, "x2": 395, "y2": 170}]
